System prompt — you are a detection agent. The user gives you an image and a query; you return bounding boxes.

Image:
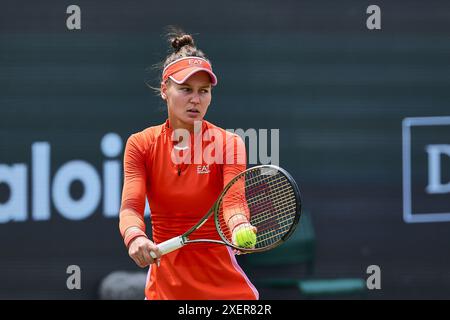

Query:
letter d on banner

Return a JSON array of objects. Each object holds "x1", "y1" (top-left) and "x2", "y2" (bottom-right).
[{"x1": 426, "y1": 144, "x2": 450, "y2": 194}]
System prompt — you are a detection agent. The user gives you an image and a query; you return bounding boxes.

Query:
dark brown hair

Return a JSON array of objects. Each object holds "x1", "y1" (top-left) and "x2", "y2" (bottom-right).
[
  {"x1": 162, "y1": 26, "x2": 210, "y2": 71},
  {"x1": 147, "y1": 27, "x2": 211, "y2": 96}
]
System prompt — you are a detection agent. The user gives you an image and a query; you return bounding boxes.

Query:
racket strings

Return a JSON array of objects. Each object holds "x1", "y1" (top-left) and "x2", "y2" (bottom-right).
[
  {"x1": 217, "y1": 167, "x2": 298, "y2": 250},
  {"x1": 229, "y1": 175, "x2": 296, "y2": 225},
  {"x1": 221, "y1": 175, "x2": 287, "y2": 226},
  {"x1": 225, "y1": 171, "x2": 295, "y2": 213},
  {"x1": 248, "y1": 188, "x2": 296, "y2": 246},
  {"x1": 250, "y1": 202, "x2": 297, "y2": 227},
  {"x1": 247, "y1": 182, "x2": 295, "y2": 210},
  {"x1": 255, "y1": 207, "x2": 297, "y2": 243},
  {"x1": 225, "y1": 175, "x2": 293, "y2": 207}
]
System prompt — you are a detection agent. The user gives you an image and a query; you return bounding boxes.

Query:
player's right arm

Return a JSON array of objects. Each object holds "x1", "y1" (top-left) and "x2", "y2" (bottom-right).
[
  {"x1": 119, "y1": 133, "x2": 161, "y2": 267},
  {"x1": 125, "y1": 227, "x2": 161, "y2": 268}
]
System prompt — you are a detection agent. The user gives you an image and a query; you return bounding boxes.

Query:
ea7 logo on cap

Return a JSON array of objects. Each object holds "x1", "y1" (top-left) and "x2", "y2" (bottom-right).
[
  {"x1": 402, "y1": 116, "x2": 450, "y2": 223},
  {"x1": 188, "y1": 59, "x2": 204, "y2": 66}
]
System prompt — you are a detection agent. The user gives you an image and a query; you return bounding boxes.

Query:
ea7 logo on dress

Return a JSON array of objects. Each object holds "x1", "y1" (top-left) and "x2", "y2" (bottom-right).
[
  {"x1": 197, "y1": 165, "x2": 210, "y2": 174},
  {"x1": 402, "y1": 116, "x2": 450, "y2": 223}
]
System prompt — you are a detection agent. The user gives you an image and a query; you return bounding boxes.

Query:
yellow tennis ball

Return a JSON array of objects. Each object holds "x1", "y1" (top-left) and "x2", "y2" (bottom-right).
[{"x1": 235, "y1": 228, "x2": 257, "y2": 248}]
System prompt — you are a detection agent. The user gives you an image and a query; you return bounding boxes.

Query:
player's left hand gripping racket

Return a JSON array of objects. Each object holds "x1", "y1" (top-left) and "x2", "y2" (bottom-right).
[{"x1": 150, "y1": 164, "x2": 301, "y2": 258}]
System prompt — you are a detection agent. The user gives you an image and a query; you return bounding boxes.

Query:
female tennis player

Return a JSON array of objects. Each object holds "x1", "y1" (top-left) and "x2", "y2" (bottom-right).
[{"x1": 118, "y1": 28, "x2": 259, "y2": 300}]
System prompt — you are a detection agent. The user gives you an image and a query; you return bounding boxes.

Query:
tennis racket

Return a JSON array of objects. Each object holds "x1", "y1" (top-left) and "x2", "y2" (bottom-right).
[{"x1": 150, "y1": 164, "x2": 301, "y2": 258}]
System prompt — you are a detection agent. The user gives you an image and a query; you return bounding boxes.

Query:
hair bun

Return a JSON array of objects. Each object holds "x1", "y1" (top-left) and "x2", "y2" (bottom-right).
[{"x1": 171, "y1": 34, "x2": 195, "y2": 52}]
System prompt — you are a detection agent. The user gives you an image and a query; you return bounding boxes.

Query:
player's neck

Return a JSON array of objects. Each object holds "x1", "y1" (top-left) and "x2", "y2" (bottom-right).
[{"x1": 168, "y1": 116, "x2": 196, "y2": 133}]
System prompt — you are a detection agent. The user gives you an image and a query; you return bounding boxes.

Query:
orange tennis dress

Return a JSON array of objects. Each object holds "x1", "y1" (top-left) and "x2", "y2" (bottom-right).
[{"x1": 119, "y1": 119, "x2": 258, "y2": 300}]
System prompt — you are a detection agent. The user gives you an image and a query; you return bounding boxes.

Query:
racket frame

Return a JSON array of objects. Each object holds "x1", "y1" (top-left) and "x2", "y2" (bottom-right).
[
  {"x1": 214, "y1": 164, "x2": 302, "y2": 253},
  {"x1": 152, "y1": 164, "x2": 302, "y2": 257}
]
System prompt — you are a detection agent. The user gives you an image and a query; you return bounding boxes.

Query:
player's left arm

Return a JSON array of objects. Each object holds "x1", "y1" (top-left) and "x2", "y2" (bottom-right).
[{"x1": 222, "y1": 133, "x2": 257, "y2": 248}]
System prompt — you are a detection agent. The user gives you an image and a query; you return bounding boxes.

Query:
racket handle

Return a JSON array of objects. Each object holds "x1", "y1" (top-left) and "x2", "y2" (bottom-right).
[{"x1": 150, "y1": 236, "x2": 184, "y2": 259}]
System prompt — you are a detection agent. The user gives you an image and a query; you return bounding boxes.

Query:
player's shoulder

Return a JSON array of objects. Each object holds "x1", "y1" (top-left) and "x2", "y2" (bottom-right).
[
  {"x1": 126, "y1": 122, "x2": 165, "y2": 151},
  {"x1": 140, "y1": 123, "x2": 165, "y2": 142}
]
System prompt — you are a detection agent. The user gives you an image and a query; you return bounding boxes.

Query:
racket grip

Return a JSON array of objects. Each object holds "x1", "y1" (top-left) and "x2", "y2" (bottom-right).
[{"x1": 150, "y1": 236, "x2": 184, "y2": 259}]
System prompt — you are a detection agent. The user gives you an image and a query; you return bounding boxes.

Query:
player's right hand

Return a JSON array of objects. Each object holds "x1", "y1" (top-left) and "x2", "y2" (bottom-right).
[{"x1": 128, "y1": 236, "x2": 162, "y2": 268}]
